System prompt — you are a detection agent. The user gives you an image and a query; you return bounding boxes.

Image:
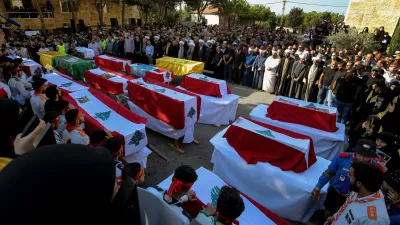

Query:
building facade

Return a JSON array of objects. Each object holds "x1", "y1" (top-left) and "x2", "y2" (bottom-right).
[
  {"x1": 345, "y1": 0, "x2": 400, "y2": 36},
  {"x1": 4, "y1": 0, "x2": 140, "y2": 30}
]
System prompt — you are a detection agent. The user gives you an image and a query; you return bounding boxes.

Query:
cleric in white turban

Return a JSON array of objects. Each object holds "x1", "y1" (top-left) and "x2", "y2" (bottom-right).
[{"x1": 262, "y1": 50, "x2": 281, "y2": 93}]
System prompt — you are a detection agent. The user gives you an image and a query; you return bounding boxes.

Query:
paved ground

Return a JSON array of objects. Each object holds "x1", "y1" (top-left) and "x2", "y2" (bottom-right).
[
  {"x1": 139, "y1": 80, "x2": 325, "y2": 225},
  {"x1": 143, "y1": 82, "x2": 276, "y2": 186}
]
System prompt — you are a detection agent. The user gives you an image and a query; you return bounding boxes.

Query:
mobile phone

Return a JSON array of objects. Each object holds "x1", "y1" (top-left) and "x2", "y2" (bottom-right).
[
  {"x1": 33, "y1": 122, "x2": 55, "y2": 148},
  {"x1": 21, "y1": 115, "x2": 38, "y2": 137}
]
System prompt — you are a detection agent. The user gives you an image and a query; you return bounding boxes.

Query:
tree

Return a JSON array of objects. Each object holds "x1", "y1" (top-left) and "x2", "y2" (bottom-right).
[
  {"x1": 328, "y1": 27, "x2": 380, "y2": 53},
  {"x1": 389, "y1": 25, "x2": 400, "y2": 55},
  {"x1": 32, "y1": 0, "x2": 46, "y2": 33},
  {"x1": 66, "y1": 0, "x2": 80, "y2": 32},
  {"x1": 95, "y1": 0, "x2": 108, "y2": 26},
  {"x1": 0, "y1": 0, "x2": 8, "y2": 18},
  {"x1": 287, "y1": 7, "x2": 303, "y2": 28},
  {"x1": 121, "y1": 0, "x2": 126, "y2": 27},
  {"x1": 302, "y1": 11, "x2": 320, "y2": 28},
  {"x1": 185, "y1": 0, "x2": 211, "y2": 22}
]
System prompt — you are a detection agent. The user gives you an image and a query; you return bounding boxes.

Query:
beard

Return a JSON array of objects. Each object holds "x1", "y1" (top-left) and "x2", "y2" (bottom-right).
[{"x1": 349, "y1": 182, "x2": 360, "y2": 193}]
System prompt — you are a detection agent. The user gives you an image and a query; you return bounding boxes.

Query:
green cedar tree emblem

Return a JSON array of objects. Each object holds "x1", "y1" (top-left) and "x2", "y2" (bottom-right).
[
  {"x1": 211, "y1": 186, "x2": 221, "y2": 207},
  {"x1": 165, "y1": 72, "x2": 171, "y2": 79},
  {"x1": 60, "y1": 82, "x2": 73, "y2": 88},
  {"x1": 187, "y1": 107, "x2": 196, "y2": 118},
  {"x1": 34, "y1": 67, "x2": 42, "y2": 76},
  {"x1": 305, "y1": 103, "x2": 317, "y2": 109},
  {"x1": 155, "y1": 88, "x2": 166, "y2": 93},
  {"x1": 199, "y1": 76, "x2": 209, "y2": 82},
  {"x1": 77, "y1": 96, "x2": 90, "y2": 104},
  {"x1": 94, "y1": 110, "x2": 111, "y2": 121},
  {"x1": 129, "y1": 131, "x2": 145, "y2": 146},
  {"x1": 255, "y1": 129, "x2": 275, "y2": 138}
]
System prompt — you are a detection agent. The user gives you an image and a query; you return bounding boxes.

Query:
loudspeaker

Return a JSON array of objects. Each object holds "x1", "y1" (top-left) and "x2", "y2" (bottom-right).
[
  {"x1": 110, "y1": 18, "x2": 118, "y2": 27},
  {"x1": 70, "y1": 19, "x2": 76, "y2": 33},
  {"x1": 78, "y1": 19, "x2": 85, "y2": 31}
]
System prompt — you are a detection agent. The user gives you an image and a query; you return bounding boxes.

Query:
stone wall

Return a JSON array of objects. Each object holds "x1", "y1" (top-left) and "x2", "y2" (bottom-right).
[
  {"x1": 12, "y1": 0, "x2": 140, "y2": 30},
  {"x1": 345, "y1": 0, "x2": 400, "y2": 36}
]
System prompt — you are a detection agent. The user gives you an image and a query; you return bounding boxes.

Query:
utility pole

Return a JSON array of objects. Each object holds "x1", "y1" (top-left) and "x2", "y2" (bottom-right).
[{"x1": 280, "y1": 0, "x2": 286, "y2": 27}]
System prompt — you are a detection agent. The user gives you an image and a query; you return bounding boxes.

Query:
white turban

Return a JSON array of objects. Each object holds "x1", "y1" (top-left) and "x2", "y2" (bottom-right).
[
  {"x1": 145, "y1": 36, "x2": 150, "y2": 40},
  {"x1": 179, "y1": 41, "x2": 184, "y2": 45},
  {"x1": 312, "y1": 57, "x2": 320, "y2": 61},
  {"x1": 284, "y1": 49, "x2": 292, "y2": 54},
  {"x1": 189, "y1": 42, "x2": 195, "y2": 46},
  {"x1": 199, "y1": 39, "x2": 204, "y2": 43},
  {"x1": 154, "y1": 35, "x2": 160, "y2": 40},
  {"x1": 272, "y1": 50, "x2": 278, "y2": 54},
  {"x1": 299, "y1": 54, "x2": 305, "y2": 59}
]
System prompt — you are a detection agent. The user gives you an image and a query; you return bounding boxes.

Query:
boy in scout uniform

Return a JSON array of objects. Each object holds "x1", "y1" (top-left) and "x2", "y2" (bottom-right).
[
  {"x1": 326, "y1": 162, "x2": 389, "y2": 225},
  {"x1": 312, "y1": 139, "x2": 379, "y2": 217}
]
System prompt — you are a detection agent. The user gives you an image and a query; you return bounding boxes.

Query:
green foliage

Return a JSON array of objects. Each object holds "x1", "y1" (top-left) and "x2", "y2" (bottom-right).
[
  {"x1": 328, "y1": 27, "x2": 380, "y2": 53},
  {"x1": 389, "y1": 25, "x2": 400, "y2": 55},
  {"x1": 302, "y1": 11, "x2": 344, "y2": 28},
  {"x1": 287, "y1": 7, "x2": 303, "y2": 28}
]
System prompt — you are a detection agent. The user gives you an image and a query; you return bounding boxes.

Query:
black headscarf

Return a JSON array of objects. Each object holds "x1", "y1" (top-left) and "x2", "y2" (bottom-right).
[
  {"x1": 0, "y1": 98, "x2": 20, "y2": 158},
  {"x1": 0, "y1": 144, "x2": 116, "y2": 225}
]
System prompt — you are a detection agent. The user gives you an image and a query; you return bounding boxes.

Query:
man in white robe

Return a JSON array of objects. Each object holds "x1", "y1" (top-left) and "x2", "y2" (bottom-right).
[{"x1": 262, "y1": 51, "x2": 281, "y2": 93}]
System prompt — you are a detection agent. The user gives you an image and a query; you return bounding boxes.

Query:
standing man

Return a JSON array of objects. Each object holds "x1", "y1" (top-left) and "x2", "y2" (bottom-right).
[
  {"x1": 177, "y1": 41, "x2": 185, "y2": 59},
  {"x1": 288, "y1": 54, "x2": 307, "y2": 99},
  {"x1": 112, "y1": 36, "x2": 120, "y2": 57},
  {"x1": 194, "y1": 39, "x2": 206, "y2": 62},
  {"x1": 276, "y1": 50, "x2": 295, "y2": 96},
  {"x1": 124, "y1": 33, "x2": 134, "y2": 60},
  {"x1": 88, "y1": 39, "x2": 102, "y2": 56},
  {"x1": 252, "y1": 48, "x2": 267, "y2": 89},
  {"x1": 106, "y1": 36, "x2": 114, "y2": 55},
  {"x1": 145, "y1": 40, "x2": 154, "y2": 65},
  {"x1": 327, "y1": 61, "x2": 347, "y2": 107},
  {"x1": 233, "y1": 44, "x2": 244, "y2": 84},
  {"x1": 262, "y1": 50, "x2": 281, "y2": 93},
  {"x1": 168, "y1": 40, "x2": 179, "y2": 58},
  {"x1": 326, "y1": 162, "x2": 388, "y2": 225},
  {"x1": 223, "y1": 43, "x2": 234, "y2": 83},
  {"x1": 153, "y1": 35, "x2": 161, "y2": 64},
  {"x1": 304, "y1": 57, "x2": 323, "y2": 102},
  {"x1": 118, "y1": 36, "x2": 125, "y2": 58},
  {"x1": 312, "y1": 139, "x2": 378, "y2": 218},
  {"x1": 317, "y1": 60, "x2": 338, "y2": 104},
  {"x1": 332, "y1": 71, "x2": 360, "y2": 124}
]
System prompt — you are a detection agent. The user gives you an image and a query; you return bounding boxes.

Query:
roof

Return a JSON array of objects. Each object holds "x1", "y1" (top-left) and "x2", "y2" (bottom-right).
[{"x1": 191, "y1": 7, "x2": 219, "y2": 15}]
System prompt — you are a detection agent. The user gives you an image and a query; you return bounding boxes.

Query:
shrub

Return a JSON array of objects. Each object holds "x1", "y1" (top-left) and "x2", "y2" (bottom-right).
[
  {"x1": 389, "y1": 25, "x2": 400, "y2": 55},
  {"x1": 328, "y1": 27, "x2": 380, "y2": 53}
]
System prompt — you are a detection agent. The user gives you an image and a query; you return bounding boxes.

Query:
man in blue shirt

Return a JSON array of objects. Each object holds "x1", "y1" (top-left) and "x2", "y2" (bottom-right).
[{"x1": 311, "y1": 139, "x2": 378, "y2": 218}]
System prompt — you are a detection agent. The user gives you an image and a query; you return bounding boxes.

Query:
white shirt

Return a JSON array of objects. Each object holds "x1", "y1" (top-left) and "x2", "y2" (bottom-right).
[
  {"x1": 332, "y1": 190, "x2": 389, "y2": 225},
  {"x1": 63, "y1": 128, "x2": 90, "y2": 145},
  {"x1": 88, "y1": 42, "x2": 101, "y2": 56},
  {"x1": 30, "y1": 93, "x2": 47, "y2": 119},
  {"x1": 146, "y1": 187, "x2": 191, "y2": 225}
]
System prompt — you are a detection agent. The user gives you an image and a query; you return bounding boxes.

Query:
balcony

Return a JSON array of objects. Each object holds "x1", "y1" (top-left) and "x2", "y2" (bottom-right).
[{"x1": 7, "y1": 12, "x2": 54, "y2": 18}]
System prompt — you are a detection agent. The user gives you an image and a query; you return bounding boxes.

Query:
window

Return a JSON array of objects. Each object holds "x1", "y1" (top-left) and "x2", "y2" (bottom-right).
[
  {"x1": 60, "y1": 0, "x2": 73, "y2": 13},
  {"x1": 12, "y1": 0, "x2": 23, "y2": 8}
]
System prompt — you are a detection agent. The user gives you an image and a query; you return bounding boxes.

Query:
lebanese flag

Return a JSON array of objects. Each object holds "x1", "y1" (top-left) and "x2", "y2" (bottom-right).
[
  {"x1": 223, "y1": 117, "x2": 317, "y2": 173},
  {"x1": 84, "y1": 67, "x2": 134, "y2": 95}
]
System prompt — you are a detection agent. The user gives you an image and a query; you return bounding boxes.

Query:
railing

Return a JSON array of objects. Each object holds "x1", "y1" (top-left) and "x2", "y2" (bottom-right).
[{"x1": 6, "y1": 12, "x2": 54, "y2": 18}]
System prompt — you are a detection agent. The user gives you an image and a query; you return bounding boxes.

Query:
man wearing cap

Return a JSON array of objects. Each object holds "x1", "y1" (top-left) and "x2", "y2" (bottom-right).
[
  {"x1": 178, "y1": 41, "x2": 185, "y2": 59},
  {"x1": 43, "y1": 111, "x2": 62, "y2": 144},
  {"x1": 8, "y1": 66, "x2": 31, "y2": 105},
  {"x1": 30, "y1": 78, "x2": 48, "y2": 120},
  {"x1": 304, "y1": 57, "x2": 324, "y2": 102},
  {"x1": 367, "y1": 66, "x2": 386, "y2": 88},
  {"x1": 262, "y1": 50, "x2": 281, "y2": 93},
  {"x1": 194, "y1": 39, "x2": 206, "y2": 62},
  {"x1": 147, "y1": 165, "x2": 198, "y2": 225},
  {"x1": 312, "y1": 139, "x2": 379, "y2": 218},
  {"x1": 64, "y1": 109, "x2": 89, "y2": 145},
  {"x1": 325, "y1": 162, "x2": 388, "y2": 225},
  {"x1": 186, "y1": 42, "x2": 195, "y2": 60}
]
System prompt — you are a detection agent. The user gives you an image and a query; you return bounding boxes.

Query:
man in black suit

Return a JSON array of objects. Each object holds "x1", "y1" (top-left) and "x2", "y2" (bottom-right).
[
  {"x1": 153, "y1": 35, "x2": 162, "y2": 64},
  {"x1": 193, "y1": 39, "x2": 206, "y2": 62},
  {"x1": 168, "y1": 40, "x2": 179, "y2": 58}
]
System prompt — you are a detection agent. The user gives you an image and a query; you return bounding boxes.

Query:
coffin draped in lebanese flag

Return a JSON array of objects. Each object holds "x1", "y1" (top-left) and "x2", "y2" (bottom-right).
[
  {"x1": 180, "y1": 74, "x2": 231, "y2": 98},
  {"x1": 223, "y1": 117, "x2": 317, "y2": 173},
  {"x1": 125, "y1": 63, "x2": 174, "y2": 83},
  {"x1": 266, "y1": 96, "x2": 338, "y2": 133},
  {"x1": 62, "y1": 87, "x2": 151, "y2": 165},
  {"x1": 84, "y1": 67, "x2": 134, "y2": 95},
  {"x1": 94, "y1": 55, "x2": 132, "y2": 71},
  {"x1": 43, "y1": 72, "x2": 89, "y2": 93},
  {"x1": 127, "y1": 77, "x2": 201, "y2": 143}
]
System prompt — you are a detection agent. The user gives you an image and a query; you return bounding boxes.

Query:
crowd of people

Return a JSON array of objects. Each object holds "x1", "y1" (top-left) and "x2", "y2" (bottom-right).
[{"x1": 1, "y1": 19, "x2": 400, "y2": 224}]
